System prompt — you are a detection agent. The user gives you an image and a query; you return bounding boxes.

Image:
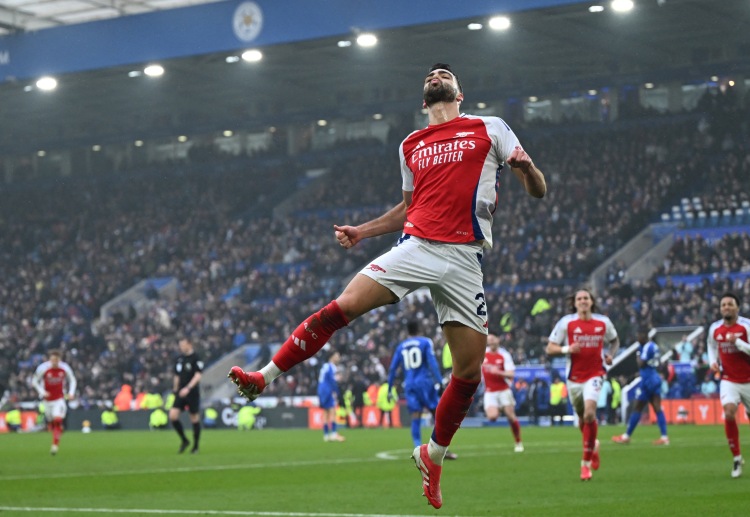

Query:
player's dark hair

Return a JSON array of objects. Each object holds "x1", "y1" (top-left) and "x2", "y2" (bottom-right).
[
  {"x1": 429, "y1": 63, "x2": 462, "y2": 93},
  {"x1": 407, "y1": 320, "x2": 419, "y2": 335},
  {"x1": 567, "y1": 288, "x2": 598, "y2": 313},
  {"x1": 721, "y1": 292, "x2": 741, "y2": 306},
  {"x1": 48, "y1": 348, "x2": 62, "y2": 357}
]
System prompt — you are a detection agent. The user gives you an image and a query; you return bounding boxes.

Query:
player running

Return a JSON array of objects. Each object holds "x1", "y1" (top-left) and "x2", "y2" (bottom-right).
[
  {"x1": 707, "y1": 292, "x2": 750, "y2": 478},
  {"x1": 546, "y1": 289, "x2": 619, "y2": 481},
  {"x1": 482, "y1": 333, "x2": 524, "y2": 452},
  {"x1": 612, "y1": 328, "x2": 669, "y2": 446},
  {"x1": 32, "y1": 349, "x2": 77, "y2": 455}
]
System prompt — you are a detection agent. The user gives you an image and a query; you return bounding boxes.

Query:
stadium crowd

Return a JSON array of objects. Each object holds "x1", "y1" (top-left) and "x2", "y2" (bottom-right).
[{"x1": 1, "y1": 89, "x2": 748, "y2": 410}]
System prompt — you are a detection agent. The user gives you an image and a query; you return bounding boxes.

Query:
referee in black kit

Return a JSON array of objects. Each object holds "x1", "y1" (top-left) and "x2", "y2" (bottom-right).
[{"x1": 170, "y1": 334, "x2": 204, "y2": 454}]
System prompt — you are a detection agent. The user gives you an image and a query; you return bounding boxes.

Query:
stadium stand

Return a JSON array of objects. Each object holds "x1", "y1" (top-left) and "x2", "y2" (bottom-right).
[{"x1": 1, "y1": 59, "x2": 748, "y2": 411}]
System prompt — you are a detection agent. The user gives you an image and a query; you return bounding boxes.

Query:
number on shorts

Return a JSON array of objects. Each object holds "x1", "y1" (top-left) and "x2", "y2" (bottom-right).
[{"x1": 475, "y1": 293, "x2": 487, "y2": 316}]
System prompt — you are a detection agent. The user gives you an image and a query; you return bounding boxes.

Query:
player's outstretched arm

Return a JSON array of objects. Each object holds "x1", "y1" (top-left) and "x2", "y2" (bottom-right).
[{"x1": 508, "y1": 146, "x2": 546, "y2": 198}]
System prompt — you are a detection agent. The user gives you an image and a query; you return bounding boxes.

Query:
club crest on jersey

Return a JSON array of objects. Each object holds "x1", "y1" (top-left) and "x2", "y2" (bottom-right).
[
  {"x1": 454, "y1": 132, "x2": 475, "y2": 138},
  {"x1": 367, "y1": 263, "x2": 386, "y2": 273}
]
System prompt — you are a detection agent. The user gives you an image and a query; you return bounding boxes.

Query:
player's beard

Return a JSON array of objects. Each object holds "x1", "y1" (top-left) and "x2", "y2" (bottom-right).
[{"x1": 424, "y1": 82, "x2": 458, "y2": 107}]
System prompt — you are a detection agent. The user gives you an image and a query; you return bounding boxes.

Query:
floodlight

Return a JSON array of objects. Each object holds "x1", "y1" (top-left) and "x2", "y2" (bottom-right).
[
  {"x1": 356, "y1": 34, "x2": 377, "y2": 47},
  {"x1": 241, "y1": 50, "x2": 263, "y2": 62},
  {"x1": 143, "y1": 65, "x2": 164, "y2": 77},
  {"x1": 611, "y1": 0, "x2": 634, "y2": 13},
  {"x1": 36, "y1": 76, "x2": 57, "y2": 91},
  {"x1": 488, "y1": 16, "x2": 511, "y2": 30}
]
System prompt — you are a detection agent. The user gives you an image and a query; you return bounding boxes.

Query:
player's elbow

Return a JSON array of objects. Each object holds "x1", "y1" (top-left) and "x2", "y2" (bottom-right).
[{"x1": 530, "y1": 186, "x2": 546, "y2": 199}]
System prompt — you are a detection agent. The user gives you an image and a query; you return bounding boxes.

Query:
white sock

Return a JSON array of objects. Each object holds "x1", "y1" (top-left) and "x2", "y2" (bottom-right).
[
  {"x1": 427, "y1": 439, "x2": 447, "y2": 466},
  {"x1": 260, "y1": 362, "x2": 283, "y2": 384},
  {"x1": 734, "y1": 455, "x2": 743, "y2": 462}
]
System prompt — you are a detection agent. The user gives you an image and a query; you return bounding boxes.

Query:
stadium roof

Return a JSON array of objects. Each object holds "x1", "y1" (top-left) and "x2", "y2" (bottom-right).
[
  {"x1": 1, "y1": 0, "x2": 748, "y2": 155},
  {"x1": 0, "y1": 0, "x2": 224, "y2": 34}
]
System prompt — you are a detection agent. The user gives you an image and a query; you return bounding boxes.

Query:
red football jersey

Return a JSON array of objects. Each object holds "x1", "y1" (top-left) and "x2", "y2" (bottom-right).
[
  {"x1": 482, "y1": 347, "x2": 515, "y2": 392},
  {"x1": 707, "y1": 317, "x2": 750, "y2": 383},
  {"x1": 399, "y1": 115, "x2": 521, "y2": 248},
  {"x1": 549, "y1": 314, "x2": 618, "y2": 383},
  {"x1": 32, "y1": 361, "x2": 76, "y2": 401}
]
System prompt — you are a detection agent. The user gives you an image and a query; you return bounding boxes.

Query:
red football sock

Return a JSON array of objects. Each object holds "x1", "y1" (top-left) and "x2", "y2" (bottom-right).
[
  {"x1": 510, "y1": 419, "x2": 522, "y2": 443},
  {"x1": 725, "y1": 417, "x2": 741, "y2": 457},
  {"x1": 582, "y1": 420, "x2": 598, "y2": 461},
  {"x1": 272, "y1": 301, "x2": 349, "y2": 371},
  {"x1": 52, "y1": 419, "x2": 63, "y2": 445},
  {"x1": 432, "y1": 375, "x2": 479, "y2": 446}
]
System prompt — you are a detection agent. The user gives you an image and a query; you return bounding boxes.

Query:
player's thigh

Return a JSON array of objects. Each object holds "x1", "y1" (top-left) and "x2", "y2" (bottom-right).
[
  {"x1": 582, "y1": 377, "x2": 604, "y2": 403},
  {"x1": 350, "y1": 237, "x2": 439, "y2": 318},
  {"x1": 186, "y1": 392, "x2": 201, "y2": 415},
  {"x1": 567, "y1": 381, "x2": 585, "y2": 415},
  {"x1": 483, "y1": 391, "x2": 502, "y2": 417},
  {"x1": 405, "y1": 391, "x2": 423, "y2": 413},
  {"x1": 318, "y1": 390, "x2": 335, "y2": 409},
  {"x1": 430, "y1": 244, "x2": 487, "y2": 335},
  {"x1": 720, "y1": 380, "x2": 750, "y2": 410},
  {"x1": 497, "y1": 388, "x2": 516, "y2": 409},
  {"x1": 443, "y1": 322, "x2": 487, "y2": 381}
]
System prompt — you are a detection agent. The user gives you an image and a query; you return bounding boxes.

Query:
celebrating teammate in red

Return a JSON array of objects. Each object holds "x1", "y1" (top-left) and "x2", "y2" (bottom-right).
[
  {"x1": 707, "y1": 292, "x2": 750, "y2": 478},
  {"x1": 546, "y1": 289, "x2": 619, "y2": 481},
  {"x1": 32, "y1": 349, "x2": 77, "y2": 455},
  {"x1": 229, "y1": 62, "x2": 546, "y2": 508},
  {"x1": 482, "y1": 334, "x2": 524, "y2": 452}
]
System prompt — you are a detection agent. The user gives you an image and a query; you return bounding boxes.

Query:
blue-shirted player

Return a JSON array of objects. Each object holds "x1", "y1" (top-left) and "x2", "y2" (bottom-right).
[
  {"x1": 318, "y1": 351, "x2": 345, "y2": 442},
  {"x1": 612, "y1": 329, "x2": 669, "y2": 445},
  {"x1": 387, "y1": 321, "x2": 456, "y2": 459}
]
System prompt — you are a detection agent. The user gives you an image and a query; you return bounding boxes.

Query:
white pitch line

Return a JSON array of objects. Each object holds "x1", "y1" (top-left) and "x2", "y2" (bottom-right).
[
  {"x1": 0, "y1": 457, "x2": 375, "y2": 482},
  {"x1": 0, "y1": 507, "x2": 471, "y2": 517}
]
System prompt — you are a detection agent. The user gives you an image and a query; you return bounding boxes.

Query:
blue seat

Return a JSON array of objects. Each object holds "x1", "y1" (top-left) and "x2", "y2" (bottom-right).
[
  {"x1": 735, "y1": 208, "x2": 744, "y2": 226},
  {"x1": 721, "y1": 209, "x2": 733, "y2": 227}
]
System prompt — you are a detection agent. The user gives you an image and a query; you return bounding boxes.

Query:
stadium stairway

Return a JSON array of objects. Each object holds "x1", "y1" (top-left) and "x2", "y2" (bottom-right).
[{"x1": 590, "y1": 222, "x2": 679, "y2": 293}]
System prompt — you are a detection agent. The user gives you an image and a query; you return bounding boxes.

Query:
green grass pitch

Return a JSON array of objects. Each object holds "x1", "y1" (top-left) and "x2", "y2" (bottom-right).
[{"x1": 0, "y1": 424, "x2": 747, "y2": 516}]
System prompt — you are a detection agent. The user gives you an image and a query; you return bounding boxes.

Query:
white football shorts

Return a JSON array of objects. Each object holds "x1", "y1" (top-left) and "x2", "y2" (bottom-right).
[
  {"x1": 45, "y1": 398, "x2": 68, "y2": 422},
  {"x1": 358, "y1": 234, "x2": 488, "y2": 334},
  {"x1": 484, "y1": 388, "x2": 516, "y2": 409},
  {"x1": 567, "y1": 377, "x2": 603, "y2": 413},
  {"x1": 719, "y1": 380, "x2": 750, "y2": 409}
]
